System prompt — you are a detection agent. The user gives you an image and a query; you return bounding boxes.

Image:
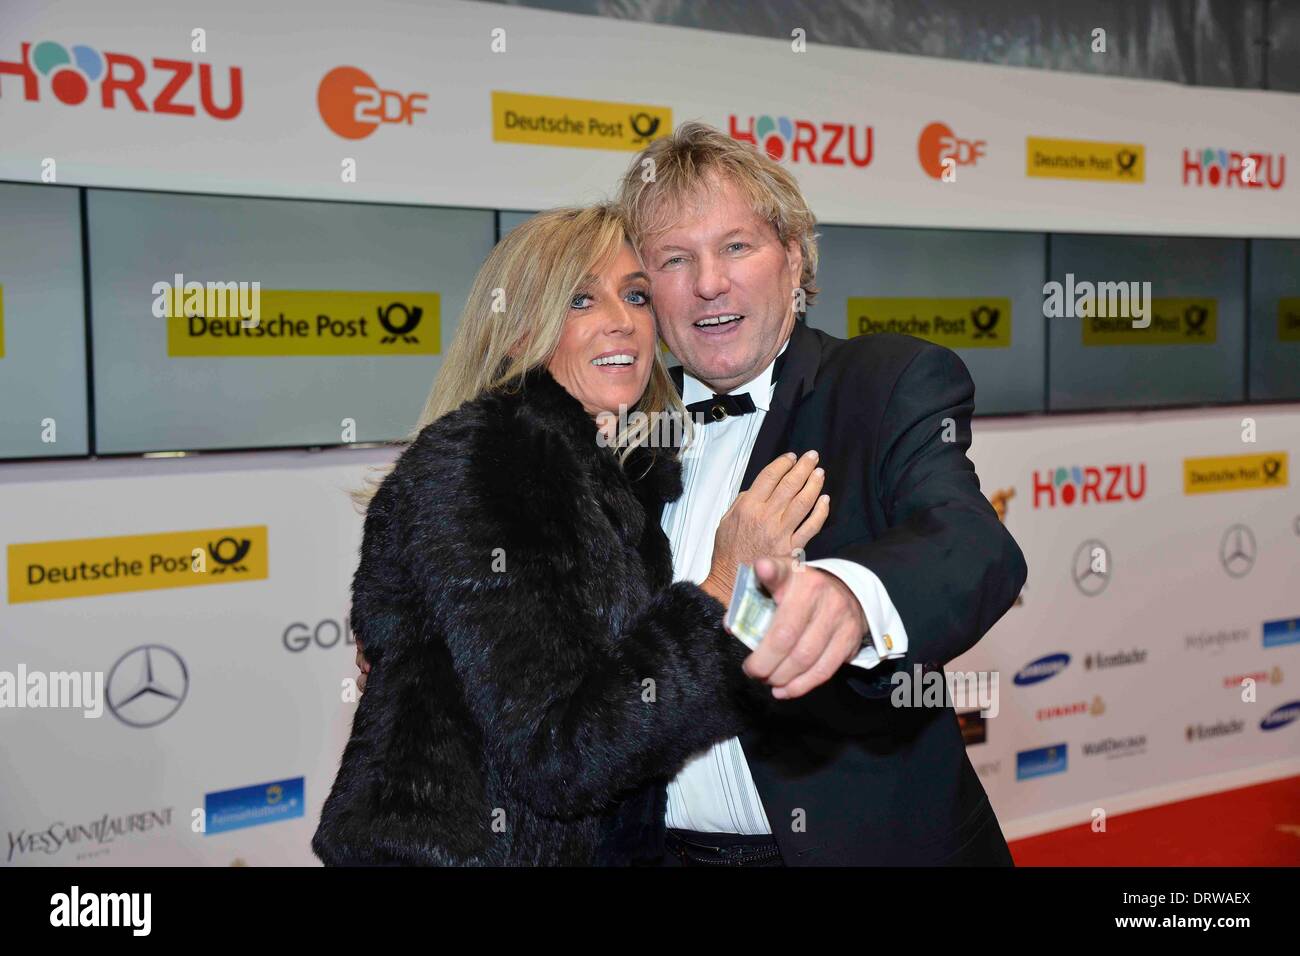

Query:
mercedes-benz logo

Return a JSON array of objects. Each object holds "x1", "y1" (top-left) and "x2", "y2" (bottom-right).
[
  {"x1": 1072, "y1": 539, "x2": 1110, "y2": 596},
  {"x1": 1219, "y1": 524, "x2": 1256, "y2": 578},
  {"x1": 107, "y1": 645, "x2": 189, "y2": 728}
]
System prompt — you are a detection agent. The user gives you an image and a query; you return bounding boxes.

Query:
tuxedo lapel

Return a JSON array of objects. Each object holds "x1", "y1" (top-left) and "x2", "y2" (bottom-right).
[{"x1": 740, "y1": 320, "x2": 821, "y2": 491}]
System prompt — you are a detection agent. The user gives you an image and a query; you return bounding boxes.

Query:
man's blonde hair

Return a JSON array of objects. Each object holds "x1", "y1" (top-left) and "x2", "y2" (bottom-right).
[{"x1": 616, "y1": 120, "x2": 819, "y2": 306}]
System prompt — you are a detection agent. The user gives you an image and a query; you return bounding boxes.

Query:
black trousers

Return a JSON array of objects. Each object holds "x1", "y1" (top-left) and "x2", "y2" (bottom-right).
[
  {"x1": 661, "y1": 828, "x2": 785, "y2": 867},
  {"x1": 659, "y1": 809, "x2": 1015, "y2": 867}
]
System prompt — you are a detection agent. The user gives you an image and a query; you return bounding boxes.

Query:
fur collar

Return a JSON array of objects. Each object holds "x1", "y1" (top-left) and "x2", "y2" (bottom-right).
[{"x1": 503, "y1": 365, "x2": 683, "y2": 507}]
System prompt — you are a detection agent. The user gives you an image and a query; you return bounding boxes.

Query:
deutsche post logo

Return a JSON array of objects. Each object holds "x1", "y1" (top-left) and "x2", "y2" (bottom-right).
[{"x1": 8, "y1": 526, "x2": 269, "y2": 603}]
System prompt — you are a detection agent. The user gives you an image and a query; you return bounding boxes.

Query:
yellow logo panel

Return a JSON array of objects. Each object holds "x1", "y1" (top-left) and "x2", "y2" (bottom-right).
[
  {"x1": 8, "y1": 526, "x2": 269, "y2": 603},
  {"x1": 1183, "y1": 453, "x2": 1288, "y2": 494},
  {"x1": 165, "y1": 291, "x2": 439, "y2": 356},
  {"x1": 1279, "y1": 298, "x2": 1300, "y2": 342},
  {"x1": 1027, "y1": 137, "x2": 1145, "y2": 182},
  {"x1": 1082, "y1": 298, "x2": 1216, "y2": 345},
  {"x1": 847, "y1": 298, "x2": 1011, "y2": 348},
  {"x1": 492, "y1": 91, "x2": 671, "y2": 151}
]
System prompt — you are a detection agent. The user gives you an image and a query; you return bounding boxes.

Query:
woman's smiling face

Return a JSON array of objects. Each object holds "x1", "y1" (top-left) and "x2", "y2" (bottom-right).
[{"x1": 546, "y1": 242, "x2": 657, "y2": 418}]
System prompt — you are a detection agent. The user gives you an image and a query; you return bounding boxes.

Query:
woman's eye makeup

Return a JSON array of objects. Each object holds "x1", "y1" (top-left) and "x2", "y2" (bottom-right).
[
  {"x1": 625, "y1": 287, "x2": 651, "y2": 305},
  {"x1": 570, "y1": 291, "x2": 593, "y2": 309}
]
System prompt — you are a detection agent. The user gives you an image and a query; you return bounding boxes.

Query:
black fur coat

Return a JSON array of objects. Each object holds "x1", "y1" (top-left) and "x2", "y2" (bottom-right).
[{"x1": 312, "y1": 367, "x2": 766, "y2": 866}]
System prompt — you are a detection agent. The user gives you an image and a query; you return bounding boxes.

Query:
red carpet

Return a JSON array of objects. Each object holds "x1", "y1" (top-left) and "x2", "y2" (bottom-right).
[{"x1": 1008, "y1": 775, "x2": 1300, "y2": 866}]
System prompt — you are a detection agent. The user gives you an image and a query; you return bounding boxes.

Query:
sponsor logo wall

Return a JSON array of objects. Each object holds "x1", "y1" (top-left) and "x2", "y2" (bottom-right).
[
  {"x1": 0, "y1": 0, "x2": 1296, "y2": 236},
  {"x1": 956, "y1": 404, "x2": 1300, "y2": 827},
  {"x1": 1, "y1": 406, "x2": 1297, "y2": 862},
  {"x1": 0, "y1": 450, "x2": 379, "y2": 865}
]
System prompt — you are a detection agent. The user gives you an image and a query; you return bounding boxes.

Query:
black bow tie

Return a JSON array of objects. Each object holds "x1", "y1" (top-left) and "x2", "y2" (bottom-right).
[
  {"x1": 686, "y1": 392, "x2": 756, "y2": 423},
  {"x1": 682, "y1": 348, "x2": 788, "y2": 425}
]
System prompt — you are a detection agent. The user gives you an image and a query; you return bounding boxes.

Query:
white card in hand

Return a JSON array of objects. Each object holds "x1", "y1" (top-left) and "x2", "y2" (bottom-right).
[{"x1": 724, "y1": 563, "x2": 777, "y2": 651}]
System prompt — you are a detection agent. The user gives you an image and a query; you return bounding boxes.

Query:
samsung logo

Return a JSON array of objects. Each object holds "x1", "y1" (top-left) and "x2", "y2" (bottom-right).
[
  {"x1": 1260, "y1": 701, "x2": 1300, "y2": 731},
  {"x1": 1014, "y1": 653, "x2": 1070, "y2": 686}
]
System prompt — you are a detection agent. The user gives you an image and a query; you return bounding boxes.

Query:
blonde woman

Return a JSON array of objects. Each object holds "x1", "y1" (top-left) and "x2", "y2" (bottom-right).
[{"x1": 312, "y1": 204, "x2": 827, "y2": 866}]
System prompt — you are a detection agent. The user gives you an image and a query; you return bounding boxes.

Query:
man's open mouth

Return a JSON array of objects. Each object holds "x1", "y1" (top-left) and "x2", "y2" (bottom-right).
[{"x1": 694, "y1": 313, "x2": 744, "y2": 330}]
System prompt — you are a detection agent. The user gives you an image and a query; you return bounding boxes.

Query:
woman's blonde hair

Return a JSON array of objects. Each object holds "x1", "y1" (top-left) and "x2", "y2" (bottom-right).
[
  {"x1": 351, "y1": 203, "x2": 686, "y2": 508},
  {"x1": 617, "y1": 120, "x2": 820, "y2": 306}
]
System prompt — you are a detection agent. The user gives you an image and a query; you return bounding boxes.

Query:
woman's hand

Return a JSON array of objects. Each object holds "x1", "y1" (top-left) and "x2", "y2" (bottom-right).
[
  {"x1": 702, "y1": 450, "x2": 829, "y2": 605},
  {"x1": 355, "y1": 640, "x2": 371, "y2": 694}
]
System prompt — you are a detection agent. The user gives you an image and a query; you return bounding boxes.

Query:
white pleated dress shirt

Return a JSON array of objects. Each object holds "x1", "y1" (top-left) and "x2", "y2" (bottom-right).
[{"x1": 662, "y1": 345, "x2": 910, "y2": 834}]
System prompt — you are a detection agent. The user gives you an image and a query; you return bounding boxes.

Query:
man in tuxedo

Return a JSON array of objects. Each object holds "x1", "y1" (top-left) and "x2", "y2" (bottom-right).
[{"x1": 614, "y1": 121, "x2": 1028, "y2": 866}]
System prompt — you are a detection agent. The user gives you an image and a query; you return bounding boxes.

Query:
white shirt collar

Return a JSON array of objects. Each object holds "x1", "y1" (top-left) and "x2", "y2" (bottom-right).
[{"x1": 680, "y1": 339, "x2": 790, "y2": 412}]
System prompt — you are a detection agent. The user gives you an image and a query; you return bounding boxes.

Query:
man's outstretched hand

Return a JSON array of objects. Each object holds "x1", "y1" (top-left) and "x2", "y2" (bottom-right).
[{"x1": 741, "y1": 557, "x2": 868, "y2": 700}]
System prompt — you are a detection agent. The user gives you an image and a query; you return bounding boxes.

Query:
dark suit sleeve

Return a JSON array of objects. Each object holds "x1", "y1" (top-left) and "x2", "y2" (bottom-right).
[
  {"x1": 389, "y1": 422, "x2": 768, "y2": 821},
  {"x1": 830, "y1": 342, "x2": 1027, "y2": 699}
]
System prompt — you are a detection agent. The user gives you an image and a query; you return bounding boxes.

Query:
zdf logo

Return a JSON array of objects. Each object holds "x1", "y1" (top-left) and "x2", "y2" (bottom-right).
[
  {"x1": 317, "y1": 66, "x2": 426, "y2": 139},
  {"x1": 918, "y1": 121, "x2": 985, "y2": 180}
]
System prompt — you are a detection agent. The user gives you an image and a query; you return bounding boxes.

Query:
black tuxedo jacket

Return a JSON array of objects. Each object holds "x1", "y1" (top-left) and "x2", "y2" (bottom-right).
[{"x1": 638, "y1": 322, "x2": 1028, "y2": 865}]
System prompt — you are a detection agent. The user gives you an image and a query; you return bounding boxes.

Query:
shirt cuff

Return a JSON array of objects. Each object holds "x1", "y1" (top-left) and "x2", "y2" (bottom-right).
[{"x1": 804, "y1": 558, "x2": 909, "y2": 670}]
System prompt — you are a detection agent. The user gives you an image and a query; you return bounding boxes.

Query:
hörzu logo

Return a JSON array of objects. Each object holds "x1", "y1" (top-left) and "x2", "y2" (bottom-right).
[
  {"x1": 1033, "y1": 463, "x2": 1147, "y2": 507},
  {"x1": 730, "y1": 113, "x2": 873, "y2": 167},
  {"x1": 0, "y1": 41, "x2": 242, "y2": 118},
  {"x1": 1182, "y1": 148, "x2": 1285, "y2": 190}
]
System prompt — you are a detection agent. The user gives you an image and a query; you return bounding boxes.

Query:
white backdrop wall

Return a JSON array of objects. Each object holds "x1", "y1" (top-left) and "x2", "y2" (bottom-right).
[
  {"x1": 0, "y1": 0, "x2": 1296, "y2": 235},
  {"x1": 1, "y1": 405, "x2": 1297, "y2": 865}
]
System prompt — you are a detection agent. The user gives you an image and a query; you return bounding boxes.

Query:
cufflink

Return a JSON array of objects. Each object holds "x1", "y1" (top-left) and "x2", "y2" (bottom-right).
[{"x1": 882, "y1": 633, "x2": 894, "y2": 651}]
